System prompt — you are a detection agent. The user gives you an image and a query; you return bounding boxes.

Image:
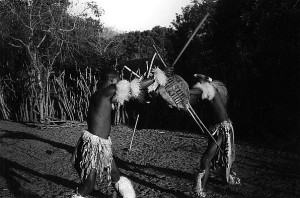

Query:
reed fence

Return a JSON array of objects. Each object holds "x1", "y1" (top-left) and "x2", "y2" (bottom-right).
[
  {"x1": 0, "y1": 56, "x2": 194, "y2": 129},
  {"x1": 0, "y1": 67, "x2": 98, "y2": 123},
  {"x1": 0, "y1": 65, "x2": 139, "y2": 125}
]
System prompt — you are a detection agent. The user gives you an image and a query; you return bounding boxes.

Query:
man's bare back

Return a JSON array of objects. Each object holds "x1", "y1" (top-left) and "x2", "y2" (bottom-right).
[{"x1": 209, "y1": 91, "x2": 229, "y2": 124}]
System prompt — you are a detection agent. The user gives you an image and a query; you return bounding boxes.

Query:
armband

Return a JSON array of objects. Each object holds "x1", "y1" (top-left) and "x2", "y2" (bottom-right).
[
  {"x1": 130, "y1": 78, "x2": 141, "y2": 98},
  {"x1": 114, "y1": 80, "x2": 131, "y2": 105},
  {"x1": 153, "y1": 67, "x2": 167, "y2": 86},
  {"x1": 148, "y1": 67, "x2": 167, "y2": 92}
]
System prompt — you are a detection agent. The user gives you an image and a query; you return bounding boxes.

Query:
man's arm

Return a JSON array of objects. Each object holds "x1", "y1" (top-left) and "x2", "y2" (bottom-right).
[
  {"x1": 140, "y1": 78, "x2": 155, "y2": 89},
  {"x1": 189, "y1": 88, "x2": 203, "y2": 106},
  {"x1": 189, "y1": 88, "x2": 203, "y2": 96}
]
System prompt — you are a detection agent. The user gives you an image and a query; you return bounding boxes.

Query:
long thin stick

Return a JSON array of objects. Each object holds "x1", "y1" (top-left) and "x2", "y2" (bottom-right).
[
  {"x1": 187, "y1": 107, "x2": 221, "y2": 151},
  {"x1": 187, "y1": 104, "x2": 222, "y2": 152},
  {"x1": 147, "y1": 53, "x2": 157, "y2": 78},
  {"x1": 144, "y1": 61, "x2": 149, "y2": 76},
  {"x1": 172, "y1": 13, "x2": 209, "y2": 67},
  {"x1": 186, "y1": 107, "x2": 205, "y2": 133},
  {"x1": 124, "y1": 65, "x2": 141, "y2": 78},
  {"x1": 129, "y1": 114, "x2": 140, "y2": 152},
  {"x1": 152, "y1": 45, "x2": 167, "y2": 68}
]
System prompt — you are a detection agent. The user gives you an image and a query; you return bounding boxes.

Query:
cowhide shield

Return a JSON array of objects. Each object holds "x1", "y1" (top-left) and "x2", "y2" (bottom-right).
[{"x1": 158, "y1": 75, "x2": 190, "y2": 110}]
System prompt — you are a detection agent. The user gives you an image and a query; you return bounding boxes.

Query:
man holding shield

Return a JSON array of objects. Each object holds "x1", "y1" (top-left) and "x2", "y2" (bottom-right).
[{"x1": 189, "y1": 74, "x2": 240, "y2": 197}]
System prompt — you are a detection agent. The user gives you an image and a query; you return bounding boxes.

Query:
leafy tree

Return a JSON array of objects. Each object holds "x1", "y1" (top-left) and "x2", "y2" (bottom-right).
[
  {"x1": 0, "y1": 0, "x2": 103, "y2": 122},
  {"x1": 170, "y1": 0, "x2": 217, "y2": 85},
  {"x1": 120, "y1": 26, "x2": 174, "y2": 64}
]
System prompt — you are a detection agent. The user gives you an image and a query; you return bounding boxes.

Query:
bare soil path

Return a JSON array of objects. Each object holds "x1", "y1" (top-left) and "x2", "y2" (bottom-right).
[{"x1": 0, "y1": 121, "x2": 299, "y2": 198}]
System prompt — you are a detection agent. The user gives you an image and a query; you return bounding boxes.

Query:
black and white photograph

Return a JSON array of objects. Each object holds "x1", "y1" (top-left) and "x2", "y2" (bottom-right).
[{"x1": 0, "y1": 0, "x2": 299, "y2": 197}]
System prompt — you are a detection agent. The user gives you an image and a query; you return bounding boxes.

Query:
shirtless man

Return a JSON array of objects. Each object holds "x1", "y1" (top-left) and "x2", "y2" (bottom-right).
[
  {"x1": 189, "y1": 74, "x2": 240, "y2": 197},
  {"x1": 71, "y1": 68, "x2": 158, "y2": 198}
]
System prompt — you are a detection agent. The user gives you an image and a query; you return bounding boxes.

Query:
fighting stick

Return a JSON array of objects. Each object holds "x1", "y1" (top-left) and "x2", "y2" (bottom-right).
[
  {"x1": 129, "y1": 114, "x2": 140, "y2": 152},
  {"x1": 123, "y1": 65, "x2": 141, "y2": 78},
  {"x1": 172, "y1": 13, "x2": 209, "y2": 67},
  {"x1": 126, "y1": 52, "x2": 157, "y2": 152}
]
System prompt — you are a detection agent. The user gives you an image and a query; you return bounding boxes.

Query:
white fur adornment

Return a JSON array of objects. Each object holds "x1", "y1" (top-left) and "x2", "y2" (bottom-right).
[
  {"x1": 211, "y1": 80, "x2": 228, "y2": 105},
  {"x1": 130, "y1": 78, "x2": 141, "y2": 98},
  {"x1": 114, "y1": 176, "x2": 136, "y2": 198},
  {"x1": 228, "y1": 171, "x2": 241, "y2": 185},
  {"x1": 114, "y1": 80, "x2": 131, "y2": 105},
  {"x1": 193, "y1": 82, "x2": 215, "y2": 100},
  {"x1": 71, "y1": 194, "x2": 85, "y2": 198},
  {"x1": 153, "y1": 67, "x2": 167, "y2": 86},
  {"x1": 194, "y1": 170, "x2": 206, "y2": 197}
]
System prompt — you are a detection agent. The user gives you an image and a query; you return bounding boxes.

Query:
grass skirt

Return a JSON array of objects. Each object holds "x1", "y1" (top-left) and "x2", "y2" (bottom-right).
[
  {"x1": 72, "y1": 131, "x2": 113, "y2": 183},
  {"x1": 210, "y1": 120, "x2": 237, "y2": 183}
]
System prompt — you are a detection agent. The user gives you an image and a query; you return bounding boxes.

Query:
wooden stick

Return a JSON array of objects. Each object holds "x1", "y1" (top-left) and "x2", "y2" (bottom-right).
[
  {"x1": 124, "y1": 66, "x2": 141, "y2": 78},
  {"x1": 147, "y1": 52, "x2": 157, "y2": 78},
  {"x1": 187, "y1": 104, "x2": 223, "y2": 152},
  {"x1": 144, "y1": 61, "x2": 149, "y2": 76},
  {"x1": 186, "y1": 107, "x2": 205, "y2": 133},
  {"x1": 129, "y1": 114, "x2": 140, "y2": 152},
  {"x1": 187, "y1": 107, "x2": 221, "y2": 151},
  {"x1": 172, "y1": 13, "x2": 209, "y2": 67},
  {"x1": 152, "y1": 45, "x2": 167, "y2": 68}
]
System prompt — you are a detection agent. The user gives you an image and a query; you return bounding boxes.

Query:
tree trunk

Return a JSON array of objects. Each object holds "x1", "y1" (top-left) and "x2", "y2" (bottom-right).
[{"x1": 30, "y1": 51, "x2": 45, "y2": 123}]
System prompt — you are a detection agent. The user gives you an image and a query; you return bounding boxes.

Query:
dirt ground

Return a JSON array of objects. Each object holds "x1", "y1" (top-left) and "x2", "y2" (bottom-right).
[{"x1": 0, "y1": 120, "x2": 299, "y2": 198}]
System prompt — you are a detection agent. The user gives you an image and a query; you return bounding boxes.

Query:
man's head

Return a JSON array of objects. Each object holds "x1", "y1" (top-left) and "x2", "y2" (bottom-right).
[
  {"x1": 194, "y1": 74, "x2": 213, "y2": 83},
  {"x1": 99, "y1": 68, "x2": 120, "y2": 87}
]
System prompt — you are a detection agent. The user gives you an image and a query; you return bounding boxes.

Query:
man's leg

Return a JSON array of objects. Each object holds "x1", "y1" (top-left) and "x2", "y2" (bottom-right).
[
  {"x1": 72, "y1": 139, "x2": 97, "y2": 197},
  {"x1": 200, "y1": 136, "x2": 222, "y2": 188},
  {"x1": 111, "y1": 158, "x2": 121, "y2": 183},
  {"x1": 195, "y1": 135, "x2": 223, "y2": 197},
  {"x1": 76, "y1": 169, "x2": 97, "y2": 197}
]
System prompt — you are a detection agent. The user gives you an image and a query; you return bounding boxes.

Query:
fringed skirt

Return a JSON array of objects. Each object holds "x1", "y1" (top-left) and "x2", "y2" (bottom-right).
[
  {"x1": 210, "y1": 120, "x2": 236, "y2": 183},
  {"x1": 72, "y1": 131, "x2": 113, "y2": 183}
]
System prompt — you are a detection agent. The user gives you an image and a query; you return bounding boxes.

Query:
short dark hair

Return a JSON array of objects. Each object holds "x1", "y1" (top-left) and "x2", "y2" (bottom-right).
[{"x1": 99, "y1": 67, "x2": 119, "y2": 84}]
